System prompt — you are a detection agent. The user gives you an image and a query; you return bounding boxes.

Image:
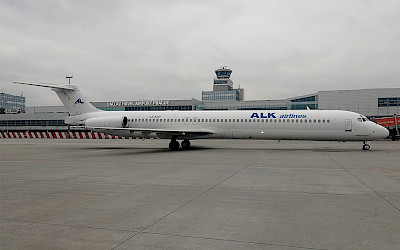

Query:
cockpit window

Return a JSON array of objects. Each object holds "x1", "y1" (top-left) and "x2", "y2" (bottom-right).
[
  {"x1": 357, "y1": 118, "x2": 362, "y2": 122},
  {"x1": 362, "y1": 118, "x2": 367, "y2": 122}
]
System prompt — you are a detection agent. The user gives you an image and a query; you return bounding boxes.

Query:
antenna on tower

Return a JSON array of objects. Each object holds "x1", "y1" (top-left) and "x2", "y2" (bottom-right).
[{"x1": 66, "y1": 75, "x2": 73, "y2": 84}]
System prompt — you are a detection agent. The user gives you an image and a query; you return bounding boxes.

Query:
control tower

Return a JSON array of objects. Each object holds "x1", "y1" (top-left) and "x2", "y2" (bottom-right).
[
  {"x1": 202, "y1": 66, "x2": 244, "y2": 102},
  {"x1": 213, "y1": 66, "x2": 233, "y2": 91}
]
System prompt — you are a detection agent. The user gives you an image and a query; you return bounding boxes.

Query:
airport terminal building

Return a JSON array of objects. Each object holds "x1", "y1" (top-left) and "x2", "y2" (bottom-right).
[{"x1": 1, "y1": 67, "x2": 399, "y2": 136}]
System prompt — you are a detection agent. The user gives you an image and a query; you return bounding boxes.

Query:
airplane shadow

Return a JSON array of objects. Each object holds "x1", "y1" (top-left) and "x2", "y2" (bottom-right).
[
  {"x1": 79, "y1": 145, "x2": 215, "y2": 156},
  {"x1": 78, "y1": 145, "x2": 379, "y2": 155}
]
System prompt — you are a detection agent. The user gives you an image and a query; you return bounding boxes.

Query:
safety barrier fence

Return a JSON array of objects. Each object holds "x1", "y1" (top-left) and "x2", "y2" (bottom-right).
[{"x1": 0, "y1": 131, "x2": 137, "y2": 139}]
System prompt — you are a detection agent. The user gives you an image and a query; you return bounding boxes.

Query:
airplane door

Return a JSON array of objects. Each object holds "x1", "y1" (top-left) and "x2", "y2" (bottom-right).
[
  {"x1": 345, "y1": 119, "x2": 352, "y2": 132},
  {"x1": 184, "y1": 117, "x2": 189, "y2": 129}
]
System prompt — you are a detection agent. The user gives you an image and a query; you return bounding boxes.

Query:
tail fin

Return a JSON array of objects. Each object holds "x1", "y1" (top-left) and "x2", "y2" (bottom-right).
[{"x1": 13, "y1": 81, "x2": 101, "y2": 116}]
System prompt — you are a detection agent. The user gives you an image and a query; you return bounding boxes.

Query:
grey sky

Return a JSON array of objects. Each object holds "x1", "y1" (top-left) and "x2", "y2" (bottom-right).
[{"x1": 1, "y1": 0, "x2": 399, "y2": 106}]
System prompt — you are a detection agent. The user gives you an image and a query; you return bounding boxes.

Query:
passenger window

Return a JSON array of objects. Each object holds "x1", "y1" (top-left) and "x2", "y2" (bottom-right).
[
  {"x1": 274, "y1": 119, "x2": 277, "y2": 123},
  {"x1": 291, "y1": 119, "x2": 294, "y2": 123},
  {"x1": 322, "y1": 119, "x2": 325, "y2": 123},
  {"x1": 245, "y1": 119, "x2": 247, "y2": 122},
  {"x1": 327, "y1": 119, "x2": 330, "y2": 123},
  {"x1": 190, "y1": 119, "x2": 192, "y2": 122},
  {"x1": 282, "y1": 119, "x2": 285, "y2": 123},
  {"x1": 249, "y1": 119, "x2": 252, "y2": 123},
  {"x1": 229, "y1": 119, "x2": 231, "y2": 122},
  {"x1": 313, "y1": 120, "x2": 316, "y2": 123},
  {"x1": 300, "y1": 119, "x2": 303, "y2": 123},
  {"x1": 296, "y1": 119, "x2": 298, "y2": 123},
  {"x1": 318, "y1": 120, "x2": 321, "y2": 123},
  {"x1": 304, "y1": 119, "x2": 307, "y2": 123},
  {"x1": 241, "y1": 119, "x2": 243, "y2": 122},
  {"x1": 261, "y1": 119, "x2": 264, "y2": 122},
  {"x1": 201, "y1": 119, "x2": 204, "y2": 122},
  {"x1": 213, "y1": 119, "x2": 216, "y2": 122}
]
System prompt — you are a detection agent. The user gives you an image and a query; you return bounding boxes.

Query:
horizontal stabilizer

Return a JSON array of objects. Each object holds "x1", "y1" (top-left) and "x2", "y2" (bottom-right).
[{"x1": 13, "y1": 81, "x2": 76, "y2": 90}]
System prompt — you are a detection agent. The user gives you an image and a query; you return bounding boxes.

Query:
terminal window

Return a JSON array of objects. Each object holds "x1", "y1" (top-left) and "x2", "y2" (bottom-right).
[{"x1": 378, "y1": 97, "x2": 400, "y2": 107}]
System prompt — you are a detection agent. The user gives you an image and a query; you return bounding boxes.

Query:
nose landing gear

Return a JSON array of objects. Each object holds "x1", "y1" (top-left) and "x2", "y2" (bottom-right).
[{"x1": 362, "y1": 141, "x2": 371, "y2": 150}]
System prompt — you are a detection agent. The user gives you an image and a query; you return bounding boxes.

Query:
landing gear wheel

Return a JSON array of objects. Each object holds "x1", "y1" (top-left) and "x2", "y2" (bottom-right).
[
  {"x1": 181, "y1": 139, "x2": 191, "y2": 150},
  {"x1": 169, "y1": 140, "x2": 180, "y2": 151},
  {"x1": 362, "y1": 143, "x2": 370, "y2": 150}
]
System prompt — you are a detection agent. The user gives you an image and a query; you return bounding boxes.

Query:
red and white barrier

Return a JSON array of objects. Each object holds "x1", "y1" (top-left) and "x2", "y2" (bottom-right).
[{"x1": 0, "y1": 131, "x2": 136, "y2": 139}]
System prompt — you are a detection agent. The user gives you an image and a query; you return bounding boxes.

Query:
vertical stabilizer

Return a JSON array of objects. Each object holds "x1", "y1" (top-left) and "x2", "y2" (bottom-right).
[
  {"x1": 13, "y1": 82, "x2": 101, "y2": 116},
  {"x1": 52, "y1": 85, "x2": 100, "y2": 115}
]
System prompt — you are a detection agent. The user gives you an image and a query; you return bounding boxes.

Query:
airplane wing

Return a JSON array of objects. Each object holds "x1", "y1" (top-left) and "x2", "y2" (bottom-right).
[{"x1": 85, "y1": 126, "x2": 214, "y2": 137}]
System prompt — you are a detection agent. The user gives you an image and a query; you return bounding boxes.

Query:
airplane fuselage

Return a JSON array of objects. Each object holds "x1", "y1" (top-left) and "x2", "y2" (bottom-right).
[{"x1": 67, "y1": 109, "x2": 388, "y2": 142}]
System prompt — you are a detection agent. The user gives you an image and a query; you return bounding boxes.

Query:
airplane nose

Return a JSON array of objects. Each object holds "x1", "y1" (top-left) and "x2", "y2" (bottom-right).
[{"x1": 377, "y1": 125, "x2": 389, "y2": 139}]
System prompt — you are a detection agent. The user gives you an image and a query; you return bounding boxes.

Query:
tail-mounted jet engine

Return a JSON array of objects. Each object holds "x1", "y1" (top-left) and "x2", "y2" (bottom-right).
[{"x1": 85, "y1": 116, "x2": 128, "y2": 128}]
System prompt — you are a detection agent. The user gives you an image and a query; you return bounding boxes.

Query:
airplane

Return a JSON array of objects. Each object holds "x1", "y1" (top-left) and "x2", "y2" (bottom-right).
[{"x1": 13, "y1": 81, "x2": 389, "y2": 151}]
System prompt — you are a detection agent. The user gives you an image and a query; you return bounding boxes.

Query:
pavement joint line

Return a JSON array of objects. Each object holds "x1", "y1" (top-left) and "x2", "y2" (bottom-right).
[
  {"x1": 110, "y1": 150, "x2": 275, "y2": 250},
  {"x1": 139, "y1": 231, "x2": 328, "y2": 250},
  {"x1": 322, "y1": 151, "x2": 400, "y2": 212},
  {"x1": 0, "y1": 218, "x2": 139, "y2": 233}
]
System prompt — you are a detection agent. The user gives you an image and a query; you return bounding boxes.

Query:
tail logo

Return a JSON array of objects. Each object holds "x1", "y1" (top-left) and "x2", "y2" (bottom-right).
[{"x1": 75, "y1": 98, "x2": 84, "y2": 104}]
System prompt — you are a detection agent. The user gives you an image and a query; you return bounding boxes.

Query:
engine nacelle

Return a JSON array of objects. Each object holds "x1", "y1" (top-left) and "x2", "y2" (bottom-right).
[{"x1": 85, "y1": 116, "x2": 128, "y2": 128}]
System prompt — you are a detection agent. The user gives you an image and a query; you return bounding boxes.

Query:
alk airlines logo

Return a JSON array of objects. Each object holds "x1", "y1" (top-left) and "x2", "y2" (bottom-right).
[
  {"x1": 75, "y1": 98, "x2": 84, "y2": 104},
  {"x1": 250, "y1": 112, "x2": 308, "y2": 119}
]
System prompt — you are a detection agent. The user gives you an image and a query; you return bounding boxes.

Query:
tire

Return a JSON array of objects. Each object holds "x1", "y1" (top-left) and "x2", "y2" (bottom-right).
[{"x1": 169, "y1": 140, "x2": 180, "y2": 151}]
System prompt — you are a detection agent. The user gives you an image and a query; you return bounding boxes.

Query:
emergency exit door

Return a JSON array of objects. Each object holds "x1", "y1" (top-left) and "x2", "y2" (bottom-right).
[{"x1": 345, "y1": 119, "x2": 352, "y2": 132}]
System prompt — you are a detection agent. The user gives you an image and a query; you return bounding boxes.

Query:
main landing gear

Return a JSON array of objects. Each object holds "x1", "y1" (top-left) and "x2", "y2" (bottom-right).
[
  {"x1": 169, "y1": 138, "x2": 191, "y2": 151},
  {"x1": 362, "y1": 141, "x2": 371, "y2": 150}
]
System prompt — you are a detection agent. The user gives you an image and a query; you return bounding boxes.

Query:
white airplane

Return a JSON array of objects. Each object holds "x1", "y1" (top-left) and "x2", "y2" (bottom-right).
[{"x1": 14, "y1": 81, "x2": 389, "y2": 150}]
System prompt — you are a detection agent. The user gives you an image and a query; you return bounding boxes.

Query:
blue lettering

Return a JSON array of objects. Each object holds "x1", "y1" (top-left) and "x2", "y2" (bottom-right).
[
  {"x1": 75, "y1": 98, "x2": 84, "y2": 104},
  {"x1": 250, "y1": 113, "x2": 259, "y2": 118},
  {"x1": 251, "y1": 112, "x2": 276, "y2": 119}
]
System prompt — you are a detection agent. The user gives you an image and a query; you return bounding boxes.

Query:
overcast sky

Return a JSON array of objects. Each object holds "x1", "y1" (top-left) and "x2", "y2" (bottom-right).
[{"x1": 1, "y1": 0, "x2": 399, "y2": 106}]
